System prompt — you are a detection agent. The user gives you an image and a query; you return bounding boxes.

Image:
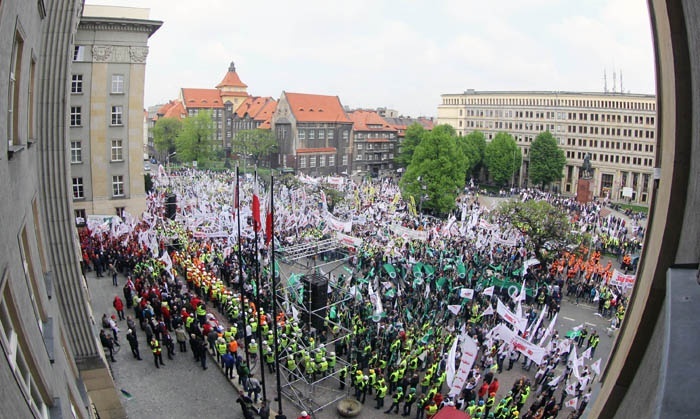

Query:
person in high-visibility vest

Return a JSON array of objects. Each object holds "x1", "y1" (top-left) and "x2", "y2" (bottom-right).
[
  {"x1": 384, "y1": 386, "x2": 404, "y2": 414},
  {"x1": 150, "y1": 337, "x2": 164, "y2": 368},
  {"x1": 425, "y1": 400, "x2": 438, "y2": 419}
]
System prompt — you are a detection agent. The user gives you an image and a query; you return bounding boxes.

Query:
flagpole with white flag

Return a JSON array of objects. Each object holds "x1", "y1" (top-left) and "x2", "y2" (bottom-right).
[
  {"x1": 268, "y1": 175, "x2": 284, "y2": 416},
  {"x1": 235, "y1": 165, "x2": 251, "y2": 368}
]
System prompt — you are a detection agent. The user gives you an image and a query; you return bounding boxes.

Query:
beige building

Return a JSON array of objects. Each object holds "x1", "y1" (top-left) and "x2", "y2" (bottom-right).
[
  {"x1": 438, "y1": 90, "x2": 657, "y2": 204},
  {"x1": 70, "y1": 5, "x2": 161, "y2": 219}
]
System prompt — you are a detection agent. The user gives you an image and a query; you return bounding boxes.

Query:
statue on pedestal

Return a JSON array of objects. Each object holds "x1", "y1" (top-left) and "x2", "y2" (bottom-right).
[{"x1": 581, "y1": 153, "x2": 593, "y2": 179}]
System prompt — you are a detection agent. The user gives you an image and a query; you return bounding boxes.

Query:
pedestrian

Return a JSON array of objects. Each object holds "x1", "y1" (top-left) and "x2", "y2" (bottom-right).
[
  {"x1": 223, "y1": 351, "x2": 236, "y2": 379},
  {"x1": 99, "y1": 329, "x2": 116, "y2": 362},
  {"x1": 150, "y1": 337, "x2": 164, "y2": 368},
  {"x1": 257, "y1": 400, "x2": 270, "y2": 419},
  {"x1": 109, "y1": 262, "x2": 118, "y2": 286},
  {"x1": 108, "y1": 315, "x2": 120, "y2": 346},
  {"x1": 237, "y1": 391, "x2": 256, "y2": 419},
  {"x1": 113, "y1": 296, "x2": 125, "y2": 321},
  {"x1": 163, "y1": 332, "x2": 175, "y2": 360},
  {"x1": 126, "y1": 329, "x2": 142, "y2": 360},
  {"x1": 297, "y1": 411, "x2": 311, "y2": 419},
  {"x1": 247, "y1": 376, "x2": 262, "y2": 403},
  {"x1": 175, "y1": 324, "x2": 188, "y2": 352}
]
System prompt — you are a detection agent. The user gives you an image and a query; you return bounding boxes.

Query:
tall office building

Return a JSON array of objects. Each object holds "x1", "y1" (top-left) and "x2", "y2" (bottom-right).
[
  {"x1": 438, "y1": 90, "x2": 657, "y2": 204},
  {"x1": 1, "y1": 1, "x2": 127, "y2": 417},
  {"x1": 69, "y1": 5, "x2": 162, "y2": 219}
]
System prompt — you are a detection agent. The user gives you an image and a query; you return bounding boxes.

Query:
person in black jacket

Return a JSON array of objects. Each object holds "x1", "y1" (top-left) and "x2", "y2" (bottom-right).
[
  {"x1": 100, "y1": 329, "x2": 116, "y2": 362},
  {"x1": 126, "y1": 329, "x2": 142, "y2": 360}
]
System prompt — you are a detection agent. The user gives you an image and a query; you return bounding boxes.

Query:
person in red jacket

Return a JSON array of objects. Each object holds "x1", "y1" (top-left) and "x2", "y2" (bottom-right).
[
  {"x1": 488, "y1": 377, "x2": 500, "y2": 397},
  {"x1": 478, "y1": 381, "x2": 489, "y2": 401},
  {"x1": 113, "y1": 296, "x2": 125, "y2": 321}
]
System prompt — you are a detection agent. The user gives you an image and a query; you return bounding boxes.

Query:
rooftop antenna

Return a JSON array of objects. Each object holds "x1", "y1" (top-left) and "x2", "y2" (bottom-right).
[
  {"x1": 620, "y1": 70, "x2": 624, "y2": 94},
  {"x1": 612, "y1": 68, "x2": 617, "y2": 93},
  {"x1": 604, "y1": 69, "x2": 608, "y2": 93}
]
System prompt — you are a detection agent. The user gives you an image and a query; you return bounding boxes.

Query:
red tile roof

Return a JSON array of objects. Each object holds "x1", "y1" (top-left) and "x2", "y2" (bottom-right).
[
  {"x1": 235, "y1": 97, "x2": 277, "y2": 121},
  {"x1": 348, "y1": 109, "x2": 396, "y2": 131},
  {"x1": 216, "y1": 62, "x2": 248, "y2": 89},
  {"x1": 181, "y1": 88, "x2": 224, "y2": 109},
  {"x1": 285, "y1": 92, "x2": 350, "y2": 123},
  {"x1": 296, "y1": 147, "x2": 337, "y2": 154},
  {"x1": 156, "y1": 100, "x2": 186, "y2": 120}
]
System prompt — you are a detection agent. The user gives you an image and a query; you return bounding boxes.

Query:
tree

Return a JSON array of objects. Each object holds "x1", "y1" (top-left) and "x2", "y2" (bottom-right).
[
  {"x1": 497, "y1": 199, "x2": 571, "y2": 255},
  {"x1": 175, "y1": 111, "x2": 215, "y2": 166},
  {"x1": 232, "y1": 129, "x2": 278, "y2": 167},
  {"x1": 399, "y1": 124, "x2": 464, "y2": 216},
  {"x1": 484, "y1": 132, "x2": 522, "y2": 187},
  {"x1": 529, "y1": 131, "x2": 566, "y2": 189},
  {"x1": 457, "y1": 130, "x2": 487, "y2": 178},
  {"x1": 394, "y1": 123, "x2": 426, "y2": 168},
  {"x1": 152, "y1": 117, "x2": 182, "y2": 159}
]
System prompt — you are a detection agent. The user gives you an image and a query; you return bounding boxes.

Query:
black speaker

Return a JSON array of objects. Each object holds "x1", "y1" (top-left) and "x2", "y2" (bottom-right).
[
  {"x1": 301, "y1": 273, "x2": 328, "y2": 331},
  {"x1": 165, "y1": 194, "x2": 177, "y2": 220}
]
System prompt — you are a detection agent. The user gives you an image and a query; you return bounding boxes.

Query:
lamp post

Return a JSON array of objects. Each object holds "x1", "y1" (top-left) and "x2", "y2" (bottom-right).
[{"x1": 166, "y1": 152, "x2": 176, "y2": 184}]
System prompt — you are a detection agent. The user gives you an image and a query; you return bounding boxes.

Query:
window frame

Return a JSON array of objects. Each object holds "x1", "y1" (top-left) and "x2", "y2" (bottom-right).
[
  {"x1": 111, "y1": 175, "x2": 125, "y2": 197},
  {"x1": 72, "y1": 177, "x2": 84, "y2": 199},
  {"x1": 70, "y1": 106, "x2": 81, "y2": 127},
  {"x1": 70, "y1": 74, "x2": 83, "y2": 94},
  {"x1": 70, "y1": 141, "x2": 81, "y2": 163},
  {"x1": 110, "y1": 105, "x2": 123, "y2": 126},
  {"x1": 110, "y1": 139, "x2": 123, "y2": 162},
  {"x1": 111, "y1": 74, "x2": 124, "y2": 94}
]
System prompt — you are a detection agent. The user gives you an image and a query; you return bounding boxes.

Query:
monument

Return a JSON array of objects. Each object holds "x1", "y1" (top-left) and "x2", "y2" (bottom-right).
[{"x1": 577, "y1": 153, "x2": 594, "y2": 203}]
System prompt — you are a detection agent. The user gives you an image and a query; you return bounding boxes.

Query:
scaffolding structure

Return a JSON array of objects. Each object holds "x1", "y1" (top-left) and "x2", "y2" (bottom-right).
[{"x1": 272, "y1": 245, "x2": 357, "y2": 416}]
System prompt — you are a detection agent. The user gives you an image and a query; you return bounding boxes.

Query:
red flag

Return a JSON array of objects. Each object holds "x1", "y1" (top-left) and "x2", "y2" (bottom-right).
[
  {"x1": 252, "y1": 175, "x2": 261, "y2": 232},
  {"x1": 234, "y1": 181, "x2": 239, "y2": 209},
  {"x1": 265, "y1": 180, "x2": 273, "y2": 245}
]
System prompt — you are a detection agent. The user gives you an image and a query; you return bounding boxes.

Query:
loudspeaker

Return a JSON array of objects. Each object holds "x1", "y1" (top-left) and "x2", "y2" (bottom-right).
[
  {"x1": 301, "y1": 273, "x2": 328, "y2": 331},
  {"x1": 165, "y1": 194, "x2": 177, "y2": 220}
]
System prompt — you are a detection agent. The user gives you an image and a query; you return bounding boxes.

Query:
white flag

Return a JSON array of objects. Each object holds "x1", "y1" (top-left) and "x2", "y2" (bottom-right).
[
  {"x1": 460, "y1": 288, "x2": 474, "y2": 299},
  {"x1": 528, "y1": 307, "x2": 547, "y2": 342},
  {"x1": 548, "y1": 373, "x2": 563, "y2": 387},
  {"x1": 540, "y1": 313, "x2": 558, "y2": 344},
  {"x1": 571, "y1": 345, "x2": 582, "y2": 379},
  {"x1": 581, "y1": 346, "x2": 592, "y2": 360},
  {"x1": 590, "y1": 358, "x2": 602, "y2": 376},
  {"x1": 448, "y1": 305, "x2": 462, "y2": 315},
  {"x1": 483, "y1": 286, "x2": 495, "y2": 297},
  {"x1": 566, "y1": 382, "x2": 577, "y2": 396},
  {"x1": 565, "y1": 397, "x2": 579, "y2": 409},
  {"x1": 445, "y1": 336, "x2": 459, "y2": 391},
  {"x1": 482, "y1": 305, "x2": 495, "y2": 316},
  {"x1": 158, "y1": 251, "x2": 174, "y2": 281}
]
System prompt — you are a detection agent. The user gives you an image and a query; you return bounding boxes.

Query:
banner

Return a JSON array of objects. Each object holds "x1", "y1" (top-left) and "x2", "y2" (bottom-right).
[
  {"x1": 324, "y1": 212, "x2": 352, "y2": 233},
  {"x1": 496, "y1": 299, "x2": 528, "y2": 332},
  {"x1": 447, "y1": 305, "x2": 462, "y2": 315},
  {"x1": 335, "y1": 232, "x2": 363, "y2": 248},
  {"x1": 390, "y1": 223, "x2": 428, "y2": 242},
  {"x1": 610, "y1": 269, "x2": 636, "y2": 290},
  {"x1": 448, "y1": 335, "x2": 478, "y2": 396},
  {"x1": 491, "y1": 323, "x2": 547, "y2": 365}
]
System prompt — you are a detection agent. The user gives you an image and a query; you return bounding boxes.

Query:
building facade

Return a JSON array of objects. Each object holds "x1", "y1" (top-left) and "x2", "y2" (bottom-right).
[
  {"x1": 438, "y1": 90, "x2": 657, "y2": 204},
  {"x1": 1, "y1": 0, "x2": 127, "y2": 417},
  {"x1": 348, "y1": 110, "x2": 398, "y2": 178},
  {"x1": 272, "y1": 91, "x2": 353, "y2": 176},
  {"x1": 69, "y1": 5, "x2": 161, "y2": 218}
]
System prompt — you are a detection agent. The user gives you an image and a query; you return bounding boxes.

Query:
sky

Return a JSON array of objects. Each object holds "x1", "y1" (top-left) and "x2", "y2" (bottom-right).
[{"x1": 89, "y1": 0, "x2": 656, "y2": 118}]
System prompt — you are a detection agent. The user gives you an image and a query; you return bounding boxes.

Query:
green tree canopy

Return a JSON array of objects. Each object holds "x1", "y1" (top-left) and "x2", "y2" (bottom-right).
[
  {"x1": 497, "y1": 199, "x2": 571, "y2": 254},
  {"x1": 394, "y1": 123, "x2": 426, "y2": 168},
  {"x1": 399, "y1": 124, "x2": 464, "y2": 216},
  {"x1": 152, "y1": 117, "x2": 182, "y2": 158},
  {"x1": 175, "y1": 111, "x2": 215, "y2": 167},
  {"x1": 484, "y1": 132, "x2": 522, "y2": 187},
  {"x1": 529, "y1": 131, "x2": 567, "y2": 189},
  {"x1": 232, "y1": 129, "x2": 278, "y2": 167},
  {"x1": 457, "y1": 130, "x2": 487, "y2": 177}
]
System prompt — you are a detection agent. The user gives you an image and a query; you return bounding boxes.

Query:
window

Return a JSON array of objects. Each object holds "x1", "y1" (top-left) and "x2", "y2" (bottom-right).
[
  {"x1": 74, "y1": 209, "x2": 86, "y2": 225},
  {"x1": 343, "y1": 130, "x2": 349, "y2": 141},
  {"x1": 328, "y1": 155, "x2": 335, "y2": 166},
  {"x1": 309, "y1": 130, "x2": 315, "y2": 140},
  {"x1": 70, "y1": 106, "x2": 81, "y2": 126},
  {"x1": 319, "y1": 130, "x2": 325, "y2": 140},
  {"x1": 309, "y1": 157, "x2": 316, "y2": 168},
  {"x1": 70, "y1": 141, "x2": 81, "y2": 163},
  {"x1": 298, "y1": 130, "x2": 305, "y2": 140},
  {"x1": 357, "y1": 143, "x2": 363, "y2": 150},
  {"x1": 112, "y1": 175, "x2": 124, "y2": 197},
  {"x1": 115, "y1": 207, "x2": 125, "y2": 218},
  {"x1": 319, "y1": 155, "x2": 325, "y2": 167},
  {"x1": 72, "y1": 177, "x2": 84, "y2": 199},
  {"x1": 72, "y1": 45, "x2": 84, "y2": 61},
  {"x1": 8, "y1": 29, "x2": 24, "y2": 146},
  {"x1": 328, "y1": 130, "x2": 334, "y2": 140},
  {"x1": 111, "y1": 105, "x2": 123, "y2": 125},
  {"x1": 299, "y1": 156, "x2": 306, "y2": 168},
  {"x1": 111, "y1": 74, "x2": 124, "y2": 94},
  {"x1": 71, "y1": 74, "x2": 83, "y2": 94},
  {"x1": 110, "y1": 139, "x2": 123, "y2": 161}
]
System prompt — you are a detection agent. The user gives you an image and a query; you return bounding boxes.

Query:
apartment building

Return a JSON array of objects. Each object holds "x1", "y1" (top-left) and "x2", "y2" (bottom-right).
[
  {"x1": 348, "y1": 110, "x2": 399, "y2": 178},
  {"x1": 438, "y1": 90, "x2": 656, "y2": 203},
  {"x1": 69, "y1": 5, "x2": 162, "y2": 218}
]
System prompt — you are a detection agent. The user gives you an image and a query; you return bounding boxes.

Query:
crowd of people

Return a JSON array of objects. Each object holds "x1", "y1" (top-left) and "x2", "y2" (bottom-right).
[{"x1": 84, "y1": 168, "x2": 644, "y2": 419}]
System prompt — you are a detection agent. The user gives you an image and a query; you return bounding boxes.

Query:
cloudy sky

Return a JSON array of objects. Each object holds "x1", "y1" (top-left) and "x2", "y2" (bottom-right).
[{"x1": 90, "y1": 0, "x2": 655, "y2": 117}]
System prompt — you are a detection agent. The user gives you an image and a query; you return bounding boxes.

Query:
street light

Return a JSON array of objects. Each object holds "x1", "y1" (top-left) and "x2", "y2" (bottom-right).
[{"x1": 166, "y1": 152, "x2": 177, "y2": 182}]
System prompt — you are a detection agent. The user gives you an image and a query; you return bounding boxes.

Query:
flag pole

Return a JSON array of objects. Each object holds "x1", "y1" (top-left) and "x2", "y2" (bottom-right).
[
  {"x1": 269, "y1": 175, "x2": 284, "y2": 416},
  {"x1": 236, "y1": 165, "x2": 251, "y2": 368},
  {"x1": 253, "y1": 168, "x2": 268, "y2": 402}
]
